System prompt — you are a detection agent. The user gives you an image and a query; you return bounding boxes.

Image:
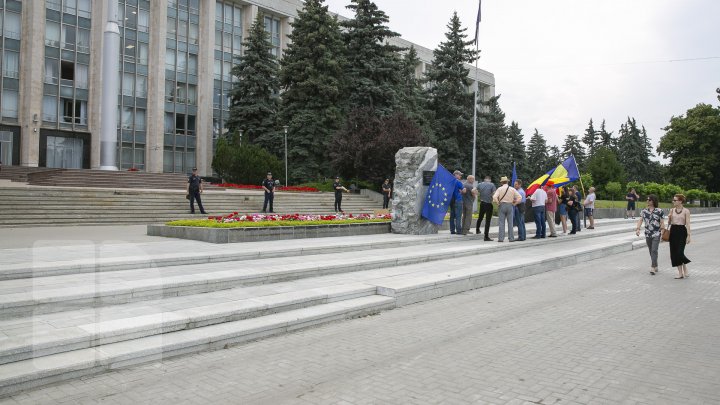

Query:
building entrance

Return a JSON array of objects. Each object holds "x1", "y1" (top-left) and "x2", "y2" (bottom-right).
[
  {"x1": 46, "y1": 135, "x2": 84, "y2": 169},
  {"x1": 0, "y1": 131, "x2": 12, "y2": 165}
]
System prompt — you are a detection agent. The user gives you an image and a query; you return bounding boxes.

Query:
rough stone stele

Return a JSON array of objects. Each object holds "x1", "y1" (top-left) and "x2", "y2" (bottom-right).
[{"x1": 391, "y1": 147, "x2": 439, "y2": 235}]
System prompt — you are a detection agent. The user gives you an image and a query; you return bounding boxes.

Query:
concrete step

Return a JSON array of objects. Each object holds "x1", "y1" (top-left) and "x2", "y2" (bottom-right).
[{"x1": 0, "y1": 295, "x2": 394, "y2": 397}]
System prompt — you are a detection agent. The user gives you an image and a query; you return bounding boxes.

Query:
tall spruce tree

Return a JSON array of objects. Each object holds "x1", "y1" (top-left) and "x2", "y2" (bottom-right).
[
  {"x1": 617, "y1": 117, "x2": 650, "y2": 182},
  {"x1": 398, "y1": 46, "x2": 433, "y2": 138},
  {"x1": 582, "y1": 118, "x2": 598, "y2": 159},
  {"x1": 506, "y1": 121, "x2": 527, "y2": 180},
  {"x1": 598, "y1": 119, "x2": 615, "y2": 150},
  {"x1": 341, "y1": 0, "x2": 404, "y2": 116},
  {"x1": 526, "y1": 128, "x2": 550, "y2": 178},
  {"x1": 226, "y1": 14, "x2": 279, "y2": 147},
  {"x1": 475, "y1": 95, "x2": 509, "y2": 179},
  {"x1": 549, "y1": 145, "x2": 562, "y2": 167},
  {"x1": 562, "y1": 134, "x2": 586, "y2": 167},
  {"x1": 279, "y1": 0, "x2": 346, "y2": 182},
  {"x1": 425, "y1": 12, "x2": 478, "y2": 171}
]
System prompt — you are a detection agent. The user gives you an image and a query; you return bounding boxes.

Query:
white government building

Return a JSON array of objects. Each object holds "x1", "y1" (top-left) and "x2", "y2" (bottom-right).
[{"x1": 0, "y1": 0, "x2": 494, "y2": 175}]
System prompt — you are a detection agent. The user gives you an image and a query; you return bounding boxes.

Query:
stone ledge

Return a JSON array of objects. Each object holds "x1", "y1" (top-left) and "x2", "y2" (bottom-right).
[{"x1": 147, "y1": 222, "x2": 391, "y2": 243}]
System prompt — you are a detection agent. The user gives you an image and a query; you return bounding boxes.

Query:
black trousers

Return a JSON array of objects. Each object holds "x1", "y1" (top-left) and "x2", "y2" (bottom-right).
[
  {"x1": 334, "y1": 193, "x2": 342, "y2": 212},
  {"x1": 189, "y1": 190, "x2": 206, "y2": 213},
  {"x1": 476, "y1": 201, "x2": 493, "y2": 236},
  {"x1": 382, "y1": 194, "x2": 391, "y2": 209},
  {"x1": 263, "y1": 192, "x2": 274, "y2": 212}
]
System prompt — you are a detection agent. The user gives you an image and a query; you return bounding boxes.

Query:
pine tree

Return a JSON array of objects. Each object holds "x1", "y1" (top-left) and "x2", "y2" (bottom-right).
[
  {"x1": 506, "y1": 121, "x2": 526, "y2": 180},
  {"x1": 617, "y1": 117, "x2": 650, "y2": 182},
  {"x1": 475, "y1": 95, "x2": 509, "y2": 179},
  {"x1": 226, "y1": 14, "x2": 280, "y2": 147},
  {"x1": 397, "y1": 46, "x2": 433, "y2": 138},
  {"x1": 341, "y1": 0, "x2": 404, "y2": 116},
  {"x1": 526, "y1": 128, "x2": 550, "y2": 178},
  {"x1": 582, "y1": 118, "x2": 598, "y2": 158},
  {"x1": 425, "y1": 12, "x2": 478, "y2": 171},
  {"x1": 597, "y1": 119, "x2": 614, "y2": 150},
  {"x1": 561, "y1": 134, "x2": 585, "y2": 167},
  {"x1": 279, "y1": 0, "x2": 346, "y2": 182},
  {"x1": 548, "y1": 145, "x2": 562, "y2": 167}
]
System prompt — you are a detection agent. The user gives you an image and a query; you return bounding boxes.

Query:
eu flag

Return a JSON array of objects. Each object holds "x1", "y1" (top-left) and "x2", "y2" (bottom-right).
[{"x1": 421, "y1": 164, "x2": 456, "y2": 225}]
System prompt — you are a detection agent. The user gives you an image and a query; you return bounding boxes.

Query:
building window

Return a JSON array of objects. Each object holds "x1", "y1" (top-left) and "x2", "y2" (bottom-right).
[
  {"x1": 45, "y1": 21, "x2": 61, "y2": 47},
  {"x1": 1, "y1": 90, "x2": 18, "y2": 119},
  {"x1": 3, "y1": 12, "x2": 21, "y2": 40},
  {"x1": 2, "y1": 50, "x2": 19, "y2": 79},
  {"x1": 43, "y1": 96, "x2": 58, "y2": 122},
  {"x1": 264, "y1": 16, "x2": 281, "y2": 57}
]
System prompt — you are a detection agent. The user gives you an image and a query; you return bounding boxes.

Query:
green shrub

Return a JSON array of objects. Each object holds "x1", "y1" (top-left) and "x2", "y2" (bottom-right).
[
  {"x1": 211, "y1": 136, "x2": 283, "y2": 184},
  {"x1": 626, "y1": 180, "x2": 643, "y2": 195},
  {"x1": 605, "y1": 182, "x2": 623, "y2": 201}
]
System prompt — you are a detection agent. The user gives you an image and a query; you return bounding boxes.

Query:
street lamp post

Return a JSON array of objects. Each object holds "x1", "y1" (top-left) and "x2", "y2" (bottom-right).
[{"x1": 282, "y1": 125, "x2": 288, "y2": 187}]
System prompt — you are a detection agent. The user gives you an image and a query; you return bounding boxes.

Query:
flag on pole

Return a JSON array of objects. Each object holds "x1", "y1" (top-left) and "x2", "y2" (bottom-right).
[
  {"x1": 526, "y1": 156, "x2": 581, "y2": 196},
  {"x1": 510, "y1": 162, "x2": 517, "y2": 187},
  {"x1": 474, "y1": 0, "x2": 482, "y2": 44},
  {"x1": 421, "y1": 164, "x2": 456, "y2": 225}
]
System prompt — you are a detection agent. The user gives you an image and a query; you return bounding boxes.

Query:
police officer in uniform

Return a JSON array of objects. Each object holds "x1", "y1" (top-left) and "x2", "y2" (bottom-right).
[
  {"x1": 186, "y1": 167, "x2": 207, "y2": 214},
  {"x1": 333, "y1": 176, "x2": 349, "y2": 213},
  {"x1": 381, "y1": 178, "x2": 392, "y2": 209},
  {"x1": 261, "y1": 172, "x2": 275, "y2": 213}
]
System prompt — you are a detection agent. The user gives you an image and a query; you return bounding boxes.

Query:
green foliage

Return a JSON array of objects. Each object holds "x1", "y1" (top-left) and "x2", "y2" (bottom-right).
[
  {"x1": 578, "y1": 173, "x2": 594, "y2": 191},
  {"x1": 562, "y1": 135, "x2": 585, "y2": 168},
  {"x1": 167, "y1": 218, "x2": 390, "y2": 228},
  {"x1": 279, "y1": 0, "x2": 346, "y2": 182},
  {"x1": 506, "y1": 121, "x2": 526, "y2": 180},
  {"x1": 597, "y1": 119, "x2": 615, "y2": 150},
  {"x1": 605, "y1": 182, "x2": 623, "y2": 201},
  {"x1": 341, "y1": 0, "x2": 404, "y2": 116},
  {"x1": 525, "y1": 128, "x2": 550, "y2": 178},
  {"x1": 664, "y1": 184, "x2": 684, "y2": 202},
  {"x1": 617, "y1": 117, "x2": 652, "y2": 182},
  {"x1": 211, "y1": 135, "x2": 283, "y2": 184},
  {"x1": 581, "y1": 119, "x2": 598, "y2": 161},
  {"x1": 475, "y1": 95, "x2": 510, "y2": 179},
  {"x1": 227, "y1": 15, "x2": 280, "y2": 148},
  {"x1": 685, "y1": 188, "x2": 703, "y2": 202},
  {"x1": 626, "y1": 180, "x2": 643, "y2": 195},
  {"x1": 710, "y1": 192, "x2": 720, "y2": 203},
  {"x1": 658, "y1": 103, "x2": 720, "y2": 192},
  {"x1": 585, "y1": 147, "x2": 625, "y2": 192},
  {"x1": 425, "y1": 12, "x2": 478, "y2": 171},
  {"x1": 330, "y1": 108, "x2": 427, "y2": 185},
  {"x1": 398, "y1": 46, "x2": 433, "y2": 138},
  {"x1": 643, "y1": 182, "x2": 663, "y2": 200}
]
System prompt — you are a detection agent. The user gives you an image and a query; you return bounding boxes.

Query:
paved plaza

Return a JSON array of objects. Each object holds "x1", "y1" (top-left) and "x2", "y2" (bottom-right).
[{"x1": 1, "y1": 224, "x2": 718, "y2": 404}]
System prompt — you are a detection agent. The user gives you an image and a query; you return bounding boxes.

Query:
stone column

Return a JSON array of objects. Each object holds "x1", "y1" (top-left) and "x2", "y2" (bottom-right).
[
  {"x1": 88, "y1": 0, "x2": 107, "y2": 169},
  {"x1": 243, "y1": 4, "x2": 259, "y2": 38},
  {"x1": 195, "y1": 0, "x2": 214, "y2": 176},
  {"x1": 391, "y1": 147, "x2": 439, "y2": 235},
  {"x1": 18, "y1": 0, "x2": 45, "y2": 167},
  {"x1": 145, "y1": 0, "x2": 168, "y2": 173}
]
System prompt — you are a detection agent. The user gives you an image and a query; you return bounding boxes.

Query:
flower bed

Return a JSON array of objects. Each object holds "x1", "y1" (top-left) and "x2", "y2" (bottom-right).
[
  {"x1": 215, "y1": 183, "x2": 320, "y2": 192},
  {"x1": 167, "y1": 212, "x2": 391, "y2": 228}
]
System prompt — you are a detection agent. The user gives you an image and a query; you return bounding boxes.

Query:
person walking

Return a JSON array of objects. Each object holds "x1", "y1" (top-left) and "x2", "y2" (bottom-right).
[
  {"x1": 567, "y1": 189, "x2": 580, "y2": 234},
  {"x1": 558, "y1": 188, "x2": 569, "y2": 234},
  {"x1": 544, "y1": 184, "x2": 558, "y2": 237},
  {"x1": 513, "y1": 180, "x2": 527, "y2": 241},
  {"x1": 626, "y1": 188, "x2": 640, "y2": 219},
  {"x1": 493, "y1": 176, "x2": 521, "y2": 242},
  {"x1": 530, "y1": 184, "x2": 547, "y2": 238},
  {"x1": 381, "y1": 179, "x2": 392, "y2": 209},
  {"x1": 333, "y1": 176, "x2": 349, "y2": 213},
  {"x1": 584, "y1": 186, "x2": 596, "y2": 229},
  {"x1": 668, "y1": 194, "x2": 692, "y2": 279},
  {"x1": 186, "y1": 167, "x2": 207, "y2": 215},
  {"x1": 261, "y1": 172, "x2": 275, "y2": 213},
  {"x1": 460, "y1": 175, "x2": 478, "y2": 235},
  {"x1": 635, "y1": 194, "x2": 665, "y2": 275},
  {"x1": 475, "y1": 176, "x2": 496, "y2": 241},
  {"x1": 449, "y1": 170, "x2": 465, "y2": 235}
]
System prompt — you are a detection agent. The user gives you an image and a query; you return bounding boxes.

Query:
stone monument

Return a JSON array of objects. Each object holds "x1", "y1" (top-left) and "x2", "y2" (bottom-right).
[{"x1": 391, "y1": 147, "x2": 439, "y2": 235}]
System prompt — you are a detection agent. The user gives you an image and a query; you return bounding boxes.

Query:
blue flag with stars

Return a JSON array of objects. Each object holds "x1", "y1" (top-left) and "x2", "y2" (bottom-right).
[{"x1": 421, "y1": 164, "x2": 455, "y2": 225}]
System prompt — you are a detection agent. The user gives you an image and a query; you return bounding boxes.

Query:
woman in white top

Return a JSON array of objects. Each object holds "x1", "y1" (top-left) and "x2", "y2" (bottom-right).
[{"x1": 668, "y1": 193, "x2": 691, "y2": 279}]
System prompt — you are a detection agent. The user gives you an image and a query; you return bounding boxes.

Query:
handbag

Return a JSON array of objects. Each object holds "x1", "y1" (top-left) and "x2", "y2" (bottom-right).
[
  {"x1": 185, "y1": 193, "x2": 191, "y2": 200},
  {"x1": 661, "y1": 225, "x2": 671, "y2": 242}
]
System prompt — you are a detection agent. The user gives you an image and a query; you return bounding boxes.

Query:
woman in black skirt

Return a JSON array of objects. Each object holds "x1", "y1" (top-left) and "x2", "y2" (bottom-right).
[{"x1": 668, "y1": 193, "x2": 691, "y2": 279}]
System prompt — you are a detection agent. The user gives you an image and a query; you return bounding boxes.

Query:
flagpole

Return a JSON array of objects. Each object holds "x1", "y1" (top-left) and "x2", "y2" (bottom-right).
[{"x1": 471, "y1": 0, "x2": 481, "y2": 178}]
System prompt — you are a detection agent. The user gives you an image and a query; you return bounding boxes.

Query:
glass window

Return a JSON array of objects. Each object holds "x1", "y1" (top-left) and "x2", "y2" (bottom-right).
[
  {"x1": 189, "y1": 23, "x2": 199, "y2": 45},
  {"x1": 61, "y1": 25, "x2": 76, "y2": 51},
  {"x1": 176, "y1": 84, "x2": 187, "y2": 103},
  {"x1": 135, "y1": 109, "x2": 146, "y2": 130},
  {"x1": 64, "y1": 0, "x2": 77, "y2": 15},
  {"x1": 233, "y1": 7, "x2": 242, "y2": 29},
  {"x1": 138, "y1": 9, "x2": 150, "y2": 32},
  {"x1": 178, "y1": 20, "x2": 188, "y2": 41},
  {"x1": 3, "y1": 12, "x2": 21, "y2": 40},
  {"x1": 122, "y1": 73, "x2": 134, "y2": 96},
  {"x1": 121, "y1": 106, "x2": 133, "y2": 129},
  {"x1": 3, "y1": 51, "x2": 20, "y2": 79},
  {"x1": 213, "y1": 59, "x2": 221, "y2": 80},
  {"x1": 135, "y1": 75, "x2": 147, "y2": 98},
  {"x1": 224, "y1": 4, "x2": 232, "y2": 24},
  {"x1": 126, "y1": 6, "x2": 138, "y2": 28},
  {"x1": 44, "y1": 58, "x2": 59, "y2": 84},
  {"x1": 45, "y1": 21, "x2": 61, "y2": 47},
  {"x1": 77, "y1": 29, "x2": 91, "y2": 53},
  {"x1": 47, "y1": 0, "x2": 62, "y2": 12},
  {"x1": 75, "y1": 64, "x2": 88, "y2": 89},
  {"x1": 164, "y1": 112, "x2": 174, "y2": 133},
  {"x1": 165, "y1": 49, "x2": 176, "y2": 70},
  {"x1": 215, "y1": 3, "x2": 223, "y2": 22},
  {"x1": 215, "y1": 30, "x2": 222, "y2": 51},
  {"x1": 177, "y1": 52, "x2": 186, "y2": 73},
  {"x1": 167, "y1": 17, "x2": 176, "y2": 39},
  {"x1": 124, "y1": 39, "x2": 137, "y2": 61},
  {"x1": 232, "y1": 34, "x2": 242, "y2": 55},
  {"x1": 222, "y1": 32, "x2": 231, "y2": 52},
  {"x1": 78, "y1": 0, "x2": 92, "y2": 18},
  {"x1": 77, "y1": 101, "x2": 88, "y2": 125},
  {"x1": 187, "y1": 85, "x2": 197, "y2": 105},
  {"x1": 43, "y1": 96, "x2": 58, "y2": 122},
  {"x1": 165, "y1": 80, "x2": 175, "y2": 102},
  {"x1": 1, "y1": 91, "x2": 18, "y2": 119},
  {"x1": 188, "y1": 54, "x2": 197, "y2": 75},
  {"x1": 137, "y1": 43, "x2": 149, "y2": 65},
  {"x1": 223, "y1": 61, "x2": 232, "y2": 81}
]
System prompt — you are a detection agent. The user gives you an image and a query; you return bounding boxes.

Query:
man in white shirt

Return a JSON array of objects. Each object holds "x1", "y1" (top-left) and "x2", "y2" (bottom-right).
[
  {"x1": 530, "y1": 186, "x2": 547, "y2": 238},
  {"x1": 584, "y1": 187, "x2": 597, "y2": 229}
]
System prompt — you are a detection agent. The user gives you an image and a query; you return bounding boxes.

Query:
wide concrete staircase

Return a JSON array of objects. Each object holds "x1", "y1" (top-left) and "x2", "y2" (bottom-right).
[
  {"x1": 0, "y1": 186, "x2": 382, "y2": 227},
  {"x1": 1, "y1": 215, "x2": 719, "y2": 397}
]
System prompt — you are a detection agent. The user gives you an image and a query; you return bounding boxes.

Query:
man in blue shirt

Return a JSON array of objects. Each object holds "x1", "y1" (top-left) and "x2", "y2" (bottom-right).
[
  {"x1": 449, "y1": 170, "x2": 465, "y2": 235},
  {"x1": 513, "y1": 179, "x2": 527, "y2": 241}
]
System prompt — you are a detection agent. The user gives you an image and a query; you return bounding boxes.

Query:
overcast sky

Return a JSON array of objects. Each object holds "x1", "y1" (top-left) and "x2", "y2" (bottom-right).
[{"x1": 323, "y1": 0, "x2": 720, "y2": 160}]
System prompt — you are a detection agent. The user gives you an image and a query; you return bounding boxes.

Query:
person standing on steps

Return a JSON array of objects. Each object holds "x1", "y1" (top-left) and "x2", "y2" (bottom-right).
[
  {"x1": 381, "y1": 178, "x2": 392, "y2": 210},
  {"x1": 261, "y1": 172, "x2": 275, "y2": 213},
  {"x1": 530, "y1": 183, "x2": 547, "y2": 238},
  {"x1": 333, "y1": 176, "x2": 349, "y2": 213},
  {"x1": 513, "y1": 179, "x2": 527, "y2": 241},
  {"x1": 668, "y1": 194, "x2": 692, "y2": 279},
  {"x1": 626, "y1": 188, "x2": 640, "y2": 219},
  {"x1": 449, "y1": 170, "x2": 466, "y2": 235},
  {"x1": 493, "y1": 176, "x2": 521, "y2": 243},
  {"x1": 186, "y1": 167, "x2": 207, "y2": 215},
  {"x1": 460, "y1": 175, "x2": 478, "y2": 235},
  {"x1": 475, "y1": 175, "x2": 496, "y2": 241},
  {"x1": 544, "y1": 184, "x2": 558, "y2": 237},
  {"x1": 635, "y1": 194, "x2": 665, "y2": 275},
  {"x1": 584, "y1": 186, "x2": 596, "y2": 229}
]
